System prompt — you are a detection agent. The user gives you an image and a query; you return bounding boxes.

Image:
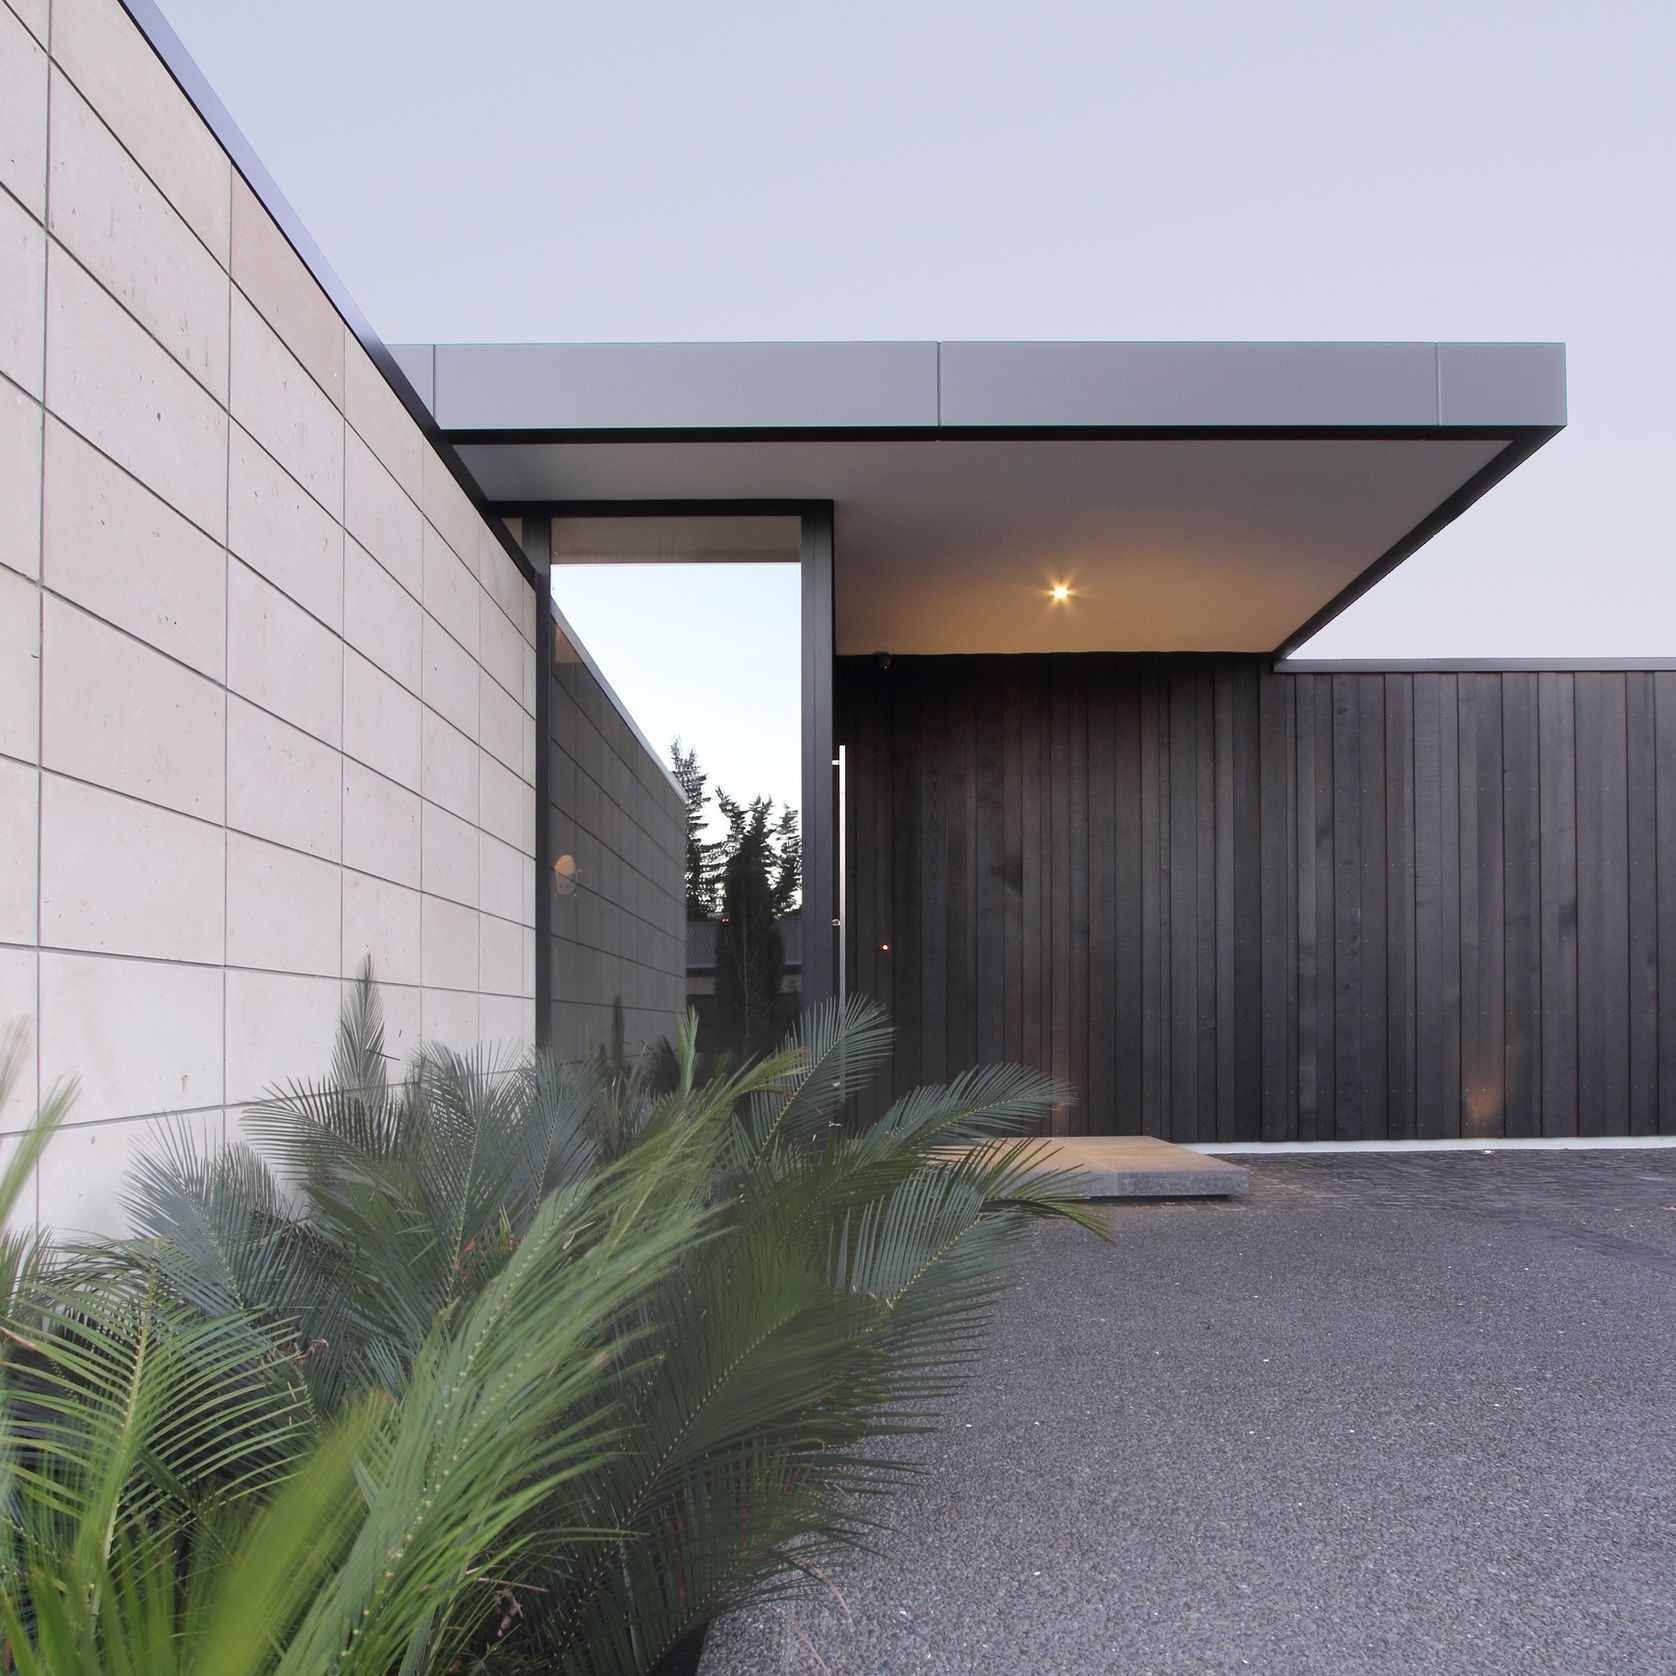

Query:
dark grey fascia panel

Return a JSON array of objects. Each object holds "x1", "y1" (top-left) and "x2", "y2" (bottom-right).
[
  {"x1": 1437, "y1": 342, "x2": 1566, "y2": 427},
  {"x1": 938, "y1": 341, "x2": 1442, "y2": 429},
  {"x1": 433, "y1": 341, "x2": 940, "y2": 432},
  {"x1": 417, "y1": 339, "x2": 1567, "y2": 437}
]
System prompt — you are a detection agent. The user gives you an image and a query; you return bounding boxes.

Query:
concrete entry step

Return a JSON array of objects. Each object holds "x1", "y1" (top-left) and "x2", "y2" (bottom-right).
[{"x1": 1013, "y1": 1134, "x2": 1250, "y2": 1198}]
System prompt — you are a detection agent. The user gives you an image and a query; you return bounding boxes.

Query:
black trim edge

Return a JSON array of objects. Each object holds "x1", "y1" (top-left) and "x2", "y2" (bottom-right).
[
  {"x1": 496, "y1": 498, "x2": 835, "y2": 519},
  {"x1": 451, "y1": 423, "x2": 1559, "y2": 448},
  {"x1": 114, "y1": 0, "x2": 542, "y2": 596},
  {"x1": 1270, "y1": 429, "x2": 1562, "y2": 661},
  {"x1": 1276, "y1": 657, "x2": 1676, "y2": 673}
]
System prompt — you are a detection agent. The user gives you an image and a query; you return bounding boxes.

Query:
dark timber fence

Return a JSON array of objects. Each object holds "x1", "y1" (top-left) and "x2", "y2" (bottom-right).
[{"x1": 837, "y1": 654, "x2": 1675, "y2": 1141}]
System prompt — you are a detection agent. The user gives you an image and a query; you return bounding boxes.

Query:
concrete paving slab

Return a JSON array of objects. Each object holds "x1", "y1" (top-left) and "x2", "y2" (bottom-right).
[{"x1": 987, "y1": 1134, "x2": 1250, "y2": 1198}]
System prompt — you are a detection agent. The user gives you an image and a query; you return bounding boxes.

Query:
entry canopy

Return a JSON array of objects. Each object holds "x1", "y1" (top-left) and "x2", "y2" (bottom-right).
[{"x1": 392, "y1": 340, "x2": 1565, "y2": 659}]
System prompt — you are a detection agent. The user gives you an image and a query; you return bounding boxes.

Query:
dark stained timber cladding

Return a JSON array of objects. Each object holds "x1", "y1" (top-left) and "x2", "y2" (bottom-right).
[
  {"x1": 1383, "y1": 674, "x2": 1417, "y2": 1138},
  {"x1": 1310, "y1": 675, "x2": 1338, "y2": 1140},
  {"x1": 1230, "y1": 661, "x2": 1263, "y2": 1144},
  {"x1": 837, "y1": 654, "x2": 1669, "y2": 1140},
  {"x1": 1293, "y1": 677, "x2": 1321, "y2": 1138},
  {"x1": 1625, "y1": 674, "x2": 1659, "y2": 1134},
  {"x1": 1086, "y1": 665, "x2": 1118, "y2": 1129},
  {"x1": 1575, "y1": 675, "x2": 1629, "y2": 1136},
  {"x1": 1657, "y1": 675, "x2": 1676, "y2": 1130},
  {"x1": 1330, "y1": 675, "x2": 1362, "y2": 1138},
  {"x1": 1257, "y1": 670, "x2": 1295, "y2": 1139},
  {"x1": 1501, "y1": 674, "x2": 1541, "y2": 1137},
  {"x1": 1537, "y1": 674, "x2": 1580, "y2": 1135}
]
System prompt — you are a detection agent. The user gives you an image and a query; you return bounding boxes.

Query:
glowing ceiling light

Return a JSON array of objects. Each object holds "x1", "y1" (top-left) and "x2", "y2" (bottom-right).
[{"x1": 1049, "y1": 583, "x2": 1071, "y2": 602}]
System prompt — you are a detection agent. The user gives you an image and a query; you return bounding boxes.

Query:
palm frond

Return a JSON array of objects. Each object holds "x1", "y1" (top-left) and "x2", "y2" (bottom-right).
[
  {"x1": 332, "y1": 958, "x2": 391, "y2": 1114},
  {"x1": 4, "y1": 980, "x2": 1104, "y2": 1674},
  {"x1": 736, "y1": 995, "x2": 895, "y2": 1158},
  {"x1": 875, "y1": 1060, "x2": 1073, "y2": 1145}
]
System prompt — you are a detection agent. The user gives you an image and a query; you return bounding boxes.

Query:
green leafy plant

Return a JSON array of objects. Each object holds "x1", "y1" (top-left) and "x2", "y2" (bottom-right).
[
  {"x1": 0, "y1": 1021, "x2": 713, "y2": 1673},
  {"x1": 0, "y1": 987, "x2": 1100, "y2": 1671}
]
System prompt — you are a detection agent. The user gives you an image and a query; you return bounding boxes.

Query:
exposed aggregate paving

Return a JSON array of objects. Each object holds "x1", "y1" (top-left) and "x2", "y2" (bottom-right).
[{"x1": 701, "y1": 1148, "x2": 1676, "y2": 1675}]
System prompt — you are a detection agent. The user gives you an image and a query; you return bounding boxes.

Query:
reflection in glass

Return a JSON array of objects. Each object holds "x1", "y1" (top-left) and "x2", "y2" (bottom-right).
[{"x1": 551, "y1": 532, "x2": 802, "y2": 1064}]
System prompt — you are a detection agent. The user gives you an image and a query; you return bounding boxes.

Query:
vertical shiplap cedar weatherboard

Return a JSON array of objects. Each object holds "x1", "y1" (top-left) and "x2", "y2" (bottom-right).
[
  {"x1": 973, "y1": 662, "x2": 1007, "y2": 1081},
  {"x1": 1192, "y1": 669, "x2": 1219, "y2": 1140},
  {"x1": 1537, "y1": 673, "x2": 1580, "y2": 1135},
  {"x1": 1501, "y1": 673, "x2": 1542, "y2": 1137},
  {"x1": 1479, "y1": 674, "x2": 1508, "y2": 1138},
  {"x1": 918, "y1": 662, "x2": 948, "y2": 1087},
  {"x1": 944, "y1": 666, "x2": 974, "y2": 1081},
  {"x1": 1331, "y1": 674, "x2": 1363, "y2": 1139},
  {"x1": 1624, "y1": 672, "x2": 1659, "y2": 1135},
  {"x1": 835, "y1": 653, "x2": 1669, "y2": 1141},
  {"x1": 1067, "y1": 665, "x2": 1092, "y2": 1133},
  {"x1": 1411, "y1": 674, "x2": 1445, "y2": 1137},
  {"x1": 1001, "y1": 659, "x2": 1025, "y2": 1066},
  {"x1": 1048, "y1": 660, "x2": 1076, "y2": 1131},
  {"x1": 1139, "y1": 664, "x2": 1168, "y2": 1131},
  {"x1": 1356, "y1": 675, "x2": 1390, "y2": 1140},
  {"x1": 1293, "y1": 675, "x2": 1321, "y2": 1140},
  {"x1": 1166, "y1": 664, "x2": 1200, "y2": 1140},
  {"x1": 1213, "y1": 666, "x2": 1239, "y2": 1140},
  {"x1": 1454, "y1": 673, "x2": 1481, "y2": 1132},
  {"x1": 1311, "y1": 675, "x2": 1340, "y2": 1141},
  {"x1": 900, "y1": 658, "x2": 926, "y2": 1094},
  {"x1": 1086, "y1": 663, "x2": 1119, "y2": 1129},
  {"x1": 1383, "y1": 673, "x2": 1418, "y2": 1138},
  {"x1": 1230, "y1": 660, "x2": 1264, "y2": 1145},
  {"x1": 1436, "y1": 675, "x2": 1465, "y2": 1139},
  {"x1": 1111, "y1": 674, "x2": 1144, "y2": 1125},
  {"x1": 1575, "y1": 674, "x2": 1630, "y2": 1136},
  {"x1": 1656, "y1": 674, "x2": 1676, "y2": 1131},
  {"x1": 874, "y1": 660, "x2": 897, "y2": 1027},
  {"x1": 1258, "y1": 669, "x2": 1296, "y2": 1140},
  {"x1": 1019, "y1": 659, "x2": 1045, "y2": 1083}
]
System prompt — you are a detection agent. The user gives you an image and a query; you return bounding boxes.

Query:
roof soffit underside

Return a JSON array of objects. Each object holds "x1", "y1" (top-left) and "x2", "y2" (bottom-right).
[{"x1": 466, "y1": 434, "x2": 1507, "y2": 654}]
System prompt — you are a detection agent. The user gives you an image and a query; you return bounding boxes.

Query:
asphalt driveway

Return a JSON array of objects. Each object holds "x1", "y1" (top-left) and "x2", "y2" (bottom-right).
[{"x1": 701, "y1": 1148, "x2": 1676, "y2": 1676}]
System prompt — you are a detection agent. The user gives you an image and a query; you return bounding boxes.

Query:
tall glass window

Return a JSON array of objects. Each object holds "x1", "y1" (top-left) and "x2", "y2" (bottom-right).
[{"x1": 549, "y1": 516, "x2": 802, "y2": 1062}]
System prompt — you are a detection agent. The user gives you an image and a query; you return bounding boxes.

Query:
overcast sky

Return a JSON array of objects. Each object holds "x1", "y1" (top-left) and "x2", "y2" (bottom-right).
[{"x1": 158, "y1": 0, "x2": 1674, "y2": 674}]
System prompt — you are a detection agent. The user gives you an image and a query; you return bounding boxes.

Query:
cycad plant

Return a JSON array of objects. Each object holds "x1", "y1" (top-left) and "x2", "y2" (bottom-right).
[{"x1": 0, "y1": 985, "x2": 1100, "y2": 1672}]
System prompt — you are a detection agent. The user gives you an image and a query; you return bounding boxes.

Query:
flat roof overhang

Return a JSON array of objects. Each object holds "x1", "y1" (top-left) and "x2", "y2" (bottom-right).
[{"x1": 391, "y1": 340, "x2": 1566, "y2": 658}]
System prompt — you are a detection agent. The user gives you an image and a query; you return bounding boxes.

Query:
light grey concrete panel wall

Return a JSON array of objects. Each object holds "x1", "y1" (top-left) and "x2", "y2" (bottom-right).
[
  {"x1": 1437, "y1": 342, "x2": 1566, "y2": 427},
  {"x1": 0, "y1": 0, "x2": 538, "y2": 1237},
  {"x1": 433, "y1": 340, "x2": 940, "y2": 431},
  {"x1": 937, "y1": 341, "x2": 1441, "y2": 428}
]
